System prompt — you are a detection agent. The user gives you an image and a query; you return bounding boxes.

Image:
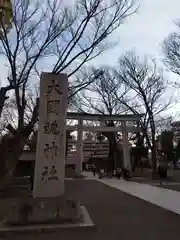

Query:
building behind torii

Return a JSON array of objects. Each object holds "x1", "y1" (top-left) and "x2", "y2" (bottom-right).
[
  {"x1": 66, "y1": 112, "x2": 143, "y2": 173},
  {"x1": 19, "y1": 112, "x2": 144, "y2": 173}
]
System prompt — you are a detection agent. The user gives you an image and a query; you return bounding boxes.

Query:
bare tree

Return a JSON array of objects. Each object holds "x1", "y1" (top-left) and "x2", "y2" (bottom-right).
[
  {"x1": 79, "y1": 67, "x2": 128, "y2": 114},
  {"x1": 116, "y1": 52, "x2": 172, "y2": 173},
  {"x1": 52, "y1": 0, "x2": 138, "y2": 76},
  {"x1": 155, "y1": 116, "x2": 172, "y2": 136},
  {"x1": 0, "y1": 0, "x2": 64, "y2": 189},
  {"x1": 78, "y1": 67, "x2": 129, "y2": 171},
  {"x1": 0, "y1": 0, "x2": 137, "y2": 189},
  {"x1": 68, "y1": 67, "x2": 105, "y2": 110},
  {"x1": 0, "y1": 0, "x2": 137, "y2": 128},
  {"x1": 163, "y1": 20, "x2": 180, "y2": 77}
]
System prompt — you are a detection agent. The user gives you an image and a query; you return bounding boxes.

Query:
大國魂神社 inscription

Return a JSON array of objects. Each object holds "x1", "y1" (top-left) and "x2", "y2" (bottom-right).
[
  {"x1": 47, "y1": 79, "x2": 63, "y2": 95},
  {"x1": 43, "y1": 142, "x2": 58, "y2": 161},
  {"x1": 44, "y1": 120, "x2": 60, "y2": 135},
  {"x1": 47, "y1": 100, "x2": 60, "y2": 115},
  {"x1": 41, "y1": 165, "x2": 59, "y2": 183},
  {"x1": 41, "y1": 166, "x2": 48, "y2": 182},
  {"x1": 48, "y1": 165, "x2": 58, "y2": 180},
  {"x1": 33, "y1": 73, "x2": 68, "y2": 198}
]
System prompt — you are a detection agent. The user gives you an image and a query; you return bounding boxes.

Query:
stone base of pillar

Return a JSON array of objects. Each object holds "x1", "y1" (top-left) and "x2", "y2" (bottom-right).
[
  {"x1": 4, "y1": 197, "x2": 81, "y2": 225},
  {"x1": 0, "y1": 203, "x2": 95, "y2": 236}
]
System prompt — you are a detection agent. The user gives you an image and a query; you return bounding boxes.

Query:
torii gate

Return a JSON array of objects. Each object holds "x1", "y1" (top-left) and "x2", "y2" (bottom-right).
[{"x1": 66, "y1": 112, "x2": 144, "y2": 173}]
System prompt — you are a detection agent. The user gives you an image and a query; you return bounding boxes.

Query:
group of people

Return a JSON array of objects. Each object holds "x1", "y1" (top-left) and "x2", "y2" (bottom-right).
[
  {"x1": 114, "y1": 168, "x2": 131, "y2": 181},
  {"x1": 86, "y1": 153, "x2": 169, "y2": 186},
  {"x1": 91, "y1": 164, "x2": 131, "y2": 181}
]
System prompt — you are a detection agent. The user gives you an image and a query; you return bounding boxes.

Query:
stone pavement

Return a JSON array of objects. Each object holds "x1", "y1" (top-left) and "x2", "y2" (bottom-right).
[
  {"x1": 157, "y1": 184, "x2": 180, "y2": 192},
  {"x1": 83, "y1": 171, "x2": 180, "y2": 215},
  {"x1": 5, "y1": 179, "x2": 180, "y2": 240}
]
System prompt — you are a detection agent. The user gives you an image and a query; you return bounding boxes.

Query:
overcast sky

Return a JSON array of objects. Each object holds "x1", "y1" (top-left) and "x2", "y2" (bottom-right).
[
  {"x1": 91, "y1": 0, "x2": 180, "y2": 119},
  {"x1": 94, "y1": 0, "x2": 179, "y2": 68},
  {"x1": 1, "y1": 0, "x2": 180, "y2": 118},
  {"x1": 1, "y1": 0, "x2": 179, "y2": 82}
]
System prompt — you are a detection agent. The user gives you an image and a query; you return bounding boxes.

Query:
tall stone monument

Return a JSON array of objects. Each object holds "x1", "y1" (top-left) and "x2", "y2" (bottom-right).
[
  {"x1": 33, "y1": 72, "x2": 68, "y2": 198},
  {"x1": 0, "y1": 73, "x2": 92, "y2": 233}
]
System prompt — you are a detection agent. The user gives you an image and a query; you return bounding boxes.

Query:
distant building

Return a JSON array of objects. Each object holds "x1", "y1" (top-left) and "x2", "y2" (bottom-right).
[{"x1": 171, "y1": 121, "x2": 180, "y2": 141}]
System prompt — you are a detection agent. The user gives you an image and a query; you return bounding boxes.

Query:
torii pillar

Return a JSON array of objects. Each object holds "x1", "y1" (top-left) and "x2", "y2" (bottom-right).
[
  {"x1": 76, "y1": 118, "x2": 84, "y2": 173},
  {"x1": 122, "y1": 120, "x2": 131, "y2": 171}
]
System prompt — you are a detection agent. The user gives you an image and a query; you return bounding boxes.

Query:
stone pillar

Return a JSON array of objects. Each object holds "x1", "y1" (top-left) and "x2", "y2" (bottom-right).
[
  {"x1": 33, "y1": 73, "x2": 68, "y2": 198},
  {"x1": 76, "y1": 118, "x2": 83, "y2": 173},
  {"x1": 122, "y1": 120, "x2": 131, "y2": 171}
]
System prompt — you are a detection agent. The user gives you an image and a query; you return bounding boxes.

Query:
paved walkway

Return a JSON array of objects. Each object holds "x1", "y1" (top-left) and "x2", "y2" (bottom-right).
[
  {"x1": 4, "y1": 179, "x2": 180, "y2": 240},
  {"x1": 83, "y1": 172, "x2": 180, "y2": 215}
]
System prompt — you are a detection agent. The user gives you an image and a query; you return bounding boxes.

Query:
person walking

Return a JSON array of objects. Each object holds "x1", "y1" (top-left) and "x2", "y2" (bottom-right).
[
  {"x1": 116, "y1": 168, "x2": 121, "y2": 179},
  {"x1": 99, "y1": 168, "x2": 104, "y2": 179},
  {"x1": 122, "y1": 168, "x2": 131, "y2": 181},
  {"x1": 92, "y1": 164, "x2": 96, "y2": 176},
  {"x1": 30, "y1": 161, "x2": 35, "y2": 191},
  {"x1": 158, "y1": 153, "x2": 168, "y2": 186}
]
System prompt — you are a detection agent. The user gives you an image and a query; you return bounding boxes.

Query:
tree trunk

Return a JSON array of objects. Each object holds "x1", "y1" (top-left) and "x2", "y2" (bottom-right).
[
  {"x1": 0, "y1": 85, "x2": 13, "y2": 117},
  {"x1": 0, "y1": 123, "x2": 35, "y2": 191},
  {"x1": 107, "y1": 134, "x2": 117, "y2": 171},
  {"x1": 151, "y1": 146, "x2": 157, "y2": 172},
  {"x1": 0, "y1": 100, "x2": 39, "y2": 191},
  {"x1": 149, "y1": 113, "x2": 157, "y2": 176},
  {"x1": 101, "y1": 121, "x2": 119, "y2": 172}
]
